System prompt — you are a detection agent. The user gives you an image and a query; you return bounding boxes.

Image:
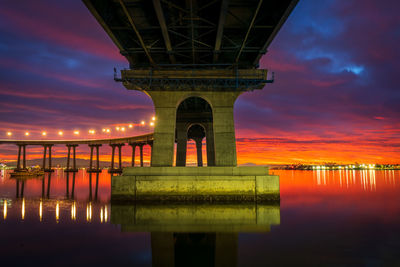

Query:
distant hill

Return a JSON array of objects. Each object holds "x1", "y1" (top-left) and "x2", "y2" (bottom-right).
[{"x1": 4, "y1": 157, "x2": 133, "y2": 168}]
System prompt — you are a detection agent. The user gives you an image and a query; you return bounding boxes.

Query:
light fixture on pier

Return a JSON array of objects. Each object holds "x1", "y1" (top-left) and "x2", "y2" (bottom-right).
[
  {"x1": 150, "y1": 122, "x2": 154, "y2": 127},
  {"x1": 152, "y1": 116, "x2": 155, "y2": 121},
  {"x1": 88, "y1": 129, "x2": 95, "y2": 134},
  {"x1": 116, "y1": 126, "x2": 120, "y2": 131},
  {"x1": 6, "y1": 132, "x2": 12, "y2": 136},
  {"x1": 42, "y1": 131, "x2": 47, "y2": 136},
  {"x1": 73, "y1": 131, "x2": 79, "y2": 135},
  {"x1": 121, "y1": 127, "x2": 125, "y2": 132},
  {"x1": 102, "y1": 128, "x2": 106, "y2": 132},
  {"x1": 141, "y1": 121, "x2": 145, "y2": 125},
  {"x1": 106, "y1": 129, "x2": 111, "y2": 133},
  {"x1": 58, "y1": 131, "x2": 63, "y2": 136},
  {"x1": 128, "y1": 124, "x2": 133, "y2": 128},
  {"x1": 25, "y1": 132, "x2": 30, "y2": 136}
]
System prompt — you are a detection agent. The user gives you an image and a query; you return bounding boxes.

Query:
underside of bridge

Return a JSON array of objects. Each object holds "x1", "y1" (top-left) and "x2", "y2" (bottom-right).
[{"x1": 84, "y1": 0, "x2": 298, "y2": 201}]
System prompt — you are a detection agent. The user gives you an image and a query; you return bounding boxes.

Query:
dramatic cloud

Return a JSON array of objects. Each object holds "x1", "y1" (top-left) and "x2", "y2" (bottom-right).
[{"x1": 0, "y1": 0, "x2": 399, "y2": 164}]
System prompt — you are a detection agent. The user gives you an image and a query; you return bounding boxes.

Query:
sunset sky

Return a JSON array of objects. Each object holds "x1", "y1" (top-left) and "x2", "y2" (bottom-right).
[{"x1": 0, "y1": 0, "x2": 399, "y2": 165}]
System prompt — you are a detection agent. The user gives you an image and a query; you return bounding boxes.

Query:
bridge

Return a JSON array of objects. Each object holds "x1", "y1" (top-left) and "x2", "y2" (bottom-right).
[
  {"x1": 0, "y1": 133, "x2": 153, "y2": 173},
  {"x1": 1, "y1": 0, "x2": 298, "y2": 202}
]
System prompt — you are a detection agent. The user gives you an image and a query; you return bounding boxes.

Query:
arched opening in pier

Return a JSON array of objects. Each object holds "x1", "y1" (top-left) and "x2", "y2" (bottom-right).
[{"x1": 175, "y1": 97, "x2": 215, "y2": 166}]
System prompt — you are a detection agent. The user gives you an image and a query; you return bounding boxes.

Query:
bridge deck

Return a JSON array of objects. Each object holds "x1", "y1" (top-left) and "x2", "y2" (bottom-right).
[{"x1": 0, "y1": 133, "x2": 154, "y2": 146}]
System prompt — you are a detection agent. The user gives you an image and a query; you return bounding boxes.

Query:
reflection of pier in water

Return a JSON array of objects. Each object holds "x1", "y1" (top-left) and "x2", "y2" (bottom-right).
[
  {"x1": 10, "y1": 171, "x2": 110, "y2": 201},
  {"x1": 112, "y1": 203, "x2": 280, "y2": 267}
]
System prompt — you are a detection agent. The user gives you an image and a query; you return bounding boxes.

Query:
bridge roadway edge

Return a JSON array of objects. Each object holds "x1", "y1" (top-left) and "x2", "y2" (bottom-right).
[{"x1": 111, "y1": 166, "x2": 280, "y2": 203}]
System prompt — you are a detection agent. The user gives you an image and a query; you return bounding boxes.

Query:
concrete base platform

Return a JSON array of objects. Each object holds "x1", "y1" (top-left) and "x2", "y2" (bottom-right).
[{"x1": 111, "y1": 166, "x2": 279, "y2": 202}]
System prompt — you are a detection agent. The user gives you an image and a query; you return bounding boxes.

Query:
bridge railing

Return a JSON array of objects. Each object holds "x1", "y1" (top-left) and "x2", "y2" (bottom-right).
[{"x1": 0, "y1": 133, "x2": 154, "y2": 173}]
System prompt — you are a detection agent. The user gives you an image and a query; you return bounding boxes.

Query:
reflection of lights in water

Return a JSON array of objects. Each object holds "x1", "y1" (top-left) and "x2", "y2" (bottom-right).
[
  {"x1": 105, "y1": 205, "x2": 108, "y2": 222},
  {"x1": 56, "y1": 201, "x2": 59, "y2": 223},
  {"x1": 3, "y1": 199, "x2": 7, "y2": 220},
  {"x1": 100, "y1": 207, "x2": 103, "y2": 223},
  {"x1": 71, "y1": 201, "x2": 76, "y2": 221},
  {"x1": 86, "y1": 202, "x2": 92, "y2": 222},
  {"x1": 39, "y1": 200, "x2": 43, "y2": 222},
  {"x1": 22, "y1": 198, "x2": 25, "y2": 220}
]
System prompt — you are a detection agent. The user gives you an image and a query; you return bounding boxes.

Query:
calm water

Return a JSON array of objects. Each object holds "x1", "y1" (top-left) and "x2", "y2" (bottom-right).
[{"x1": 0, "y1": 169, "x2": 399, "y2": 266}]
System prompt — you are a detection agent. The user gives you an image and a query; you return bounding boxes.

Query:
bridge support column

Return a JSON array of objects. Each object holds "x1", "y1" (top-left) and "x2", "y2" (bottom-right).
[
  {"x1": 16, "y1": 144, "x2": 27, "y2": 171},
  {"x1": 139, "y1": 143, "x2": 144, "y2": 167},
  {"x1": 144, "y1": 91, "x2": 239, "y2": 167},
  {"x1": 17, "y1": 145, "x2": 21, "y2": 170},
  {"x1": 65, "y1": 145, "x2": 78, "y2": 172},
  {"x1": 109, "y1": 144, "x2": 124, "y2": 173},
  {"x1": 129, "y1": 143, "x2": 137, "y2": 167},
  {"x1": 42, "y1": 145, "x2": 54, "y2": 172},
  {"x1": 176, "y1": 123, "x2": 187, "y2": 167},
  {"x1": 148, "y1": 141, "x2": 153, "y2": 166},
  {"x1": 22, "y1": 144, "x2": 26, "y2": 170},
  {"x1": 194, "y1": 138, "x2": 203, "y2": 167},
  {"x1": 88, "y1": 144, "x2": 102, "y2": 173}
]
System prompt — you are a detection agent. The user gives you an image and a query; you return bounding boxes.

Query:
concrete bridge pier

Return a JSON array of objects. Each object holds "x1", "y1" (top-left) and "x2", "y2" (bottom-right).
[
  {"x1": 109, "y1": 144, "x2": 124, "y2": 174},
  {"x1": 139, "y1": 143, "x2": 144, "y2": 167},
  {"x1": 112, "y1": 91, "x2": 280, "y2": 202},
  {"x1": 129, "y1": 143, "x2": 137, "y2": 167},
  {"x1": 88, "y1": 144, "x2": 102, "y2": 173},
  {"x1": 16, "y1": 144, "x2": 27, "y2": 171},
  {"x1": 65, "y1": 144, "x2": 78, "y2": 172},
  {"x1": 42, "y1": 144, "x2": 54, "y2": 172}
]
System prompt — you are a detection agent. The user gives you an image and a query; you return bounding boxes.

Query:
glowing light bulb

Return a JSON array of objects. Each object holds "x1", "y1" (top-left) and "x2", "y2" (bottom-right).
[
  {"x1": 141, "y1": 121, "x2": 145, "y2": 125},
  {"x1": 42, "y1": 131, "x2": 47, "y2": 136},
  {"x1": 128, "y1": 124, "x2": 133, "y2": 128},
  {"x1": 58, "y1": 131, "x2": 63, "y2": 136},
  {"x1": 150, "y1": 122, "x2": 154, "y2": 126},
  {"x1": 116, "y1": 126, "x2": 120, "y2": 131},
  {"x1": 106, "y1": 129, "x2": 111, "y2": 133},
  {"x1": 102, "y1": 128, "x2": 106, "y2": 132},
  {"x1": 25, "y1": 132, "x2": 30, "y2": 136},
  {"x1": 73, "y1": 131, "x2": 79, "y2": 135},
  {"x1": 88, "y1": 130, "x2": 95, "y2": 134},
  {"x1": 6, "y1": 132, "x2": 12, "y2": 136},
  {"x1": 121, "y1": 127, "x2": 125, "y2": 131},
  {"x1": 152, "y1": 116, "x2": 155, "y2": 121}
]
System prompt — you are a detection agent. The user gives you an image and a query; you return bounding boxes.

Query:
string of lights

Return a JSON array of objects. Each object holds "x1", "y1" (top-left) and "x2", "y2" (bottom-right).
[{"x1": 3, "y1": 117, "x2": 156, "y2": 138}]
